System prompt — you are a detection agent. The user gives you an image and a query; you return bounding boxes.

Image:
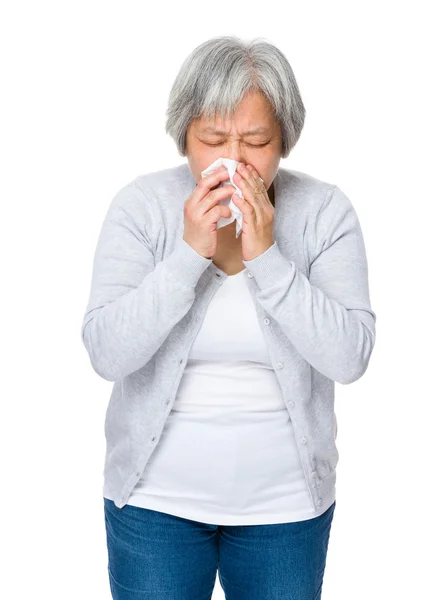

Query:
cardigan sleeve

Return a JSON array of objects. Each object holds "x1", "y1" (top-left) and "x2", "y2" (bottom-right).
[
  {"x1": 80, "y1": 179, "x2": 212, "y2": 382},
  {"x1": 242, "y1": 185, "x2": 376, "y2": 384}
]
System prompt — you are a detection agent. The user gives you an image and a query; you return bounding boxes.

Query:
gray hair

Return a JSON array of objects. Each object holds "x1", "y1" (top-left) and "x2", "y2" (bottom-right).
[{"x1": 165, "y1": 36, "x2": 306, "y2": 159}]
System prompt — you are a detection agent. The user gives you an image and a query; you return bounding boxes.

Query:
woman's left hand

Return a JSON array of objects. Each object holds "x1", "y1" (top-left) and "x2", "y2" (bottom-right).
[{"x1": 232, "y1": 163, "x2": 275, "y2": 261}]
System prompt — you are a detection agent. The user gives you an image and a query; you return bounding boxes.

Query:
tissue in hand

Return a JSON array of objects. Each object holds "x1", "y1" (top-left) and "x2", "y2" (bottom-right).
[{"x1": 200, "y1": 157, "x2": 264, "y2": 238}]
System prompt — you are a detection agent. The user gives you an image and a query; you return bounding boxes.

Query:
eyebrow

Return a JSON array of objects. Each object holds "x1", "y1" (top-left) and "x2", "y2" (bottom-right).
[{"x1": 200, "y1": 126, "x2": 270, "y2": 136}]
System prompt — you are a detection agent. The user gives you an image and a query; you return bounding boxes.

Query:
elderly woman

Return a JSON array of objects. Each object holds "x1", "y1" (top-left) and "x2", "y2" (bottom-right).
[{"x1": 81, "y1": 36, "x2": 376, "y2": 600}]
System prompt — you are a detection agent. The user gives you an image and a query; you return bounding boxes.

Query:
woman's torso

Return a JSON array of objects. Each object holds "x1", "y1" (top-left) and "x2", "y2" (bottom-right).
[{"x1": 118, "y1": 227, "x2": 318, "y2": 525}]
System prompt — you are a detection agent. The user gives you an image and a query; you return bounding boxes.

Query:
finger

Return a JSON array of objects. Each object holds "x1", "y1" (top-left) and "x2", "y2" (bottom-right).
[
  {"x1": 193, "y1": 166, "x2": 230, "y2": 203},
  {"x1": 200, "y1": 183, "x2": 237, "y2": 215},
  {"x1": 242, "y1": 164, "x2": 269, "y2": 207},
  {"x1": 232, "y1": 172, "x2": 259, "y2": 219},
  {"x1": 235, "y1": 166, "x2": 265, "y2": 201},
  {"x1": 231, "y1": 186, "x2": 256, "y2": 222}
]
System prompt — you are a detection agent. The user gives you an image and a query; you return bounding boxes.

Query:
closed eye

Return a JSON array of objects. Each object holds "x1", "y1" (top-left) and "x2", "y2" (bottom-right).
[{"x1": 203, "y1": 142, "x2": 269, "y2": 148}]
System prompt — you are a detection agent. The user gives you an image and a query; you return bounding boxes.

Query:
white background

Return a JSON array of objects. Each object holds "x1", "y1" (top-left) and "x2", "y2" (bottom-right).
[{"x1": 2, "y1": 1, "x2": 445, "y2": 598}]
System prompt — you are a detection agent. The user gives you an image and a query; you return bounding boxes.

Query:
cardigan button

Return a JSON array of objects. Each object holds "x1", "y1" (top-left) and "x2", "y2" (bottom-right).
[
  {"x1": 317, "y1": 499, "x2": 323, "y2": 506},
  {"x1": 263, "y1": 318, "x2": 271, "y2": 325},
  {"x1": 247, "y1": 272, "x2": 253, "y2": 278},
  {"x1": 301, "y1": 437, "x2": 307, "y2": 444},
  {"x1": 276, "y1": 362, "x2": 283, "y2": 370}
]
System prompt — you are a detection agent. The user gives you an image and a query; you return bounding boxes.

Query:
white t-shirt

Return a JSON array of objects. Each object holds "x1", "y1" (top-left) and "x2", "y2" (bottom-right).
[{"x1": 113, "y1": 268, "x2": 321, "y2": 525}]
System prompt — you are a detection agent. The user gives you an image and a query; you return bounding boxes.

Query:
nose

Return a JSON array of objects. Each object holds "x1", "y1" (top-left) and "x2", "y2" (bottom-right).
[{"x1": 223, "y1": 141, "x2": 247, "y2": 165}]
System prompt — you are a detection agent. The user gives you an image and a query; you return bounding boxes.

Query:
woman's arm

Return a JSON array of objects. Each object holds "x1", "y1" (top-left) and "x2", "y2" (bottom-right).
[
  {"x1": 80, "y1": 179, "x2": 212, "y2": 382},
  {"x1": 243, "y1": 185, "x2": 376, "y2": 384}
]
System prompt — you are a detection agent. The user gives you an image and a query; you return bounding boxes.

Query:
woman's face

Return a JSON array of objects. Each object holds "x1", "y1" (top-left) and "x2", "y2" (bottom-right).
[{"x1": 185, "y1": 90, "x2": 282, "y2": 198}]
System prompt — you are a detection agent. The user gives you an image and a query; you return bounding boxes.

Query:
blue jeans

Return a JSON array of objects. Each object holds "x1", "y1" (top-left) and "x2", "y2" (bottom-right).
[{"x1": 104, "y1": 498, "x2": 336, "y2": 600}]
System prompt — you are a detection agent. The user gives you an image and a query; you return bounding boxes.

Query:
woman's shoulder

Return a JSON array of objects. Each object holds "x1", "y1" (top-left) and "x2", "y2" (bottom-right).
[
  {"x1": 107, "y1": 163, "x2": 192, "y2": 221},
  {"x1": 277, "y1": 166, "x2": 336, "y2": 203},
  {"x1": 134, "y1": 163, "x2": 194, "y2": 198},
  {"x1": 133, "y1": 163, "x2": 337, "y2": 207}
]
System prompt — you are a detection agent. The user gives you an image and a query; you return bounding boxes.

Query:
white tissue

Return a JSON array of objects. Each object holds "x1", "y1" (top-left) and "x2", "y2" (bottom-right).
[{"x1": 200, "y1": 157, "x2": 263, "y2": 238}]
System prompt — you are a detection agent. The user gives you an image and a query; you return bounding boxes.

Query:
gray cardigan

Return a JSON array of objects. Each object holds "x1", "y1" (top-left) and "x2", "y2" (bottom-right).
[{"x1": 81, "y1": 162, "x2": 376, "y2": 511}]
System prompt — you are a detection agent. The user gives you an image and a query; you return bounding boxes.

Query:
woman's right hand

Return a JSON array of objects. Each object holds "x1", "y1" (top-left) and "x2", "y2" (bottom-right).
[{"x1": 183, "y1": 165, "x2": 236, "y2": 259}]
